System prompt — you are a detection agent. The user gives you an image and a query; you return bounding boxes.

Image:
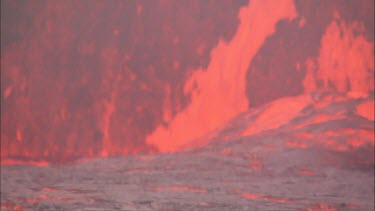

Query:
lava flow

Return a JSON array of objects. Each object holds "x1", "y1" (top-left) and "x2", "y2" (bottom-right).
[{"x1": 1, "y1": 0, "x2": 374, "y2": 165}]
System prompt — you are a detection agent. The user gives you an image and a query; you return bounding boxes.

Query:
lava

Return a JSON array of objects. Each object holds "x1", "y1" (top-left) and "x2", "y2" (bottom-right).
[
  {"x1": 146, "y1": 0, "x2": 298, "y2": 152},
  {"x1": 1, "y1": 0, "x2": 247, "y2": 164},
  {"x1": 242, "y1": 94, "x2": 312, "y2": 136},
  {"x1": 297, "y1": 169, "x2": 315, "y2": 176},
  {"x1": 240, "y1": 191, "x2": 290, "y2": 203},
  {"x1": 314, "y1": 18, "x2": 374, "y2": 93},
  {"x1": 356, "y1": 99, "x2": 375, "y2": 121},
  {"x1": 1, "y1": 2, "x2": 374, "y2": 210},
  {"x1": 1, "y1": 0, "x2": 374, "y2": 165}
]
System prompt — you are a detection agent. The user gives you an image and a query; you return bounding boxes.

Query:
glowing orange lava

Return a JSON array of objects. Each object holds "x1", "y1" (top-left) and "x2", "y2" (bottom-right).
[
  {"x1": 242, "y1": 95, "x2": 312, "y2": 136},
  {"x1": 147, "y1": 0, "x2": 298, "y2": 152},
  {"x1": 297, "y1": 169, "x2": 315, "y2": 176},
  {"x1": 241, "y1": 191, "x2": 289, "y2": 203},
  {"x1": 356, "y1": 99, "x2": 375, "y2": 121},
  {"x1": 1, "y1": 0, "x2": 373, "y2": 165},
  {"x1": 303, "y1": 14, "x2": 374, "y2": 95}
]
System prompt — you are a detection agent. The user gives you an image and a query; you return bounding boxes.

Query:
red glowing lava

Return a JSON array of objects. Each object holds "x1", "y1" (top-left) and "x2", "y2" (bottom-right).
[
  {"x1": 242, "y1": 95, "x2": 312, "y2": 136},
  {"x1": 1, "y1": 0, "x2": 374, "y2": 164},
  {"x1": 240, "y1": 191, "x2": 290, "y2": 203},
  {"x1": 1, "y1": 0, "x2": 247, "y2": 164},
  {"x1": 297, "y1": 169, "x2": 315, "y2": 176},
  {"x1": 356, "y1": 99, "x2": 375, "y2": 121},
  {"x1": 147, "y1": 0, "x2": 298, "y2": 152}
]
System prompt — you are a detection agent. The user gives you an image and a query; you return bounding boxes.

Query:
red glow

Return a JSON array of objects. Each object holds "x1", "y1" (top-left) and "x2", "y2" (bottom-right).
[
  {"x1": 1, "y1": 0, "x2": 249, "y2": 164},
  {"x1": 303, "y1": 16, "x2": 374, "y2": 94},
  {"x1": 1, "y1": 204, "x2": 23, "y2": 211},
  {"x1": 249, "y1": 161, "x2": 264, "y2": 170},
  {"x1": 41, "y1": 187, "x2": 58, "y2": 192},
  {"x1": 356, "y1": 99, "x2": 375, "y2": 121},
  {"x1": 242, "y1": 192, "x2": 263, "y2": 199},
  {"x1": 1, "y1": 159, "x2": 49, "y2": 167},
  {"x1": 358, "y1": 129, "x2": 375, "y2": 141},
  {"x1": 221, "y1": 148, "x2": 233, "y2": 156},
  {"x1": 137, "y1": 156, "x2": 154, "y2": 162},
  {"x1": 297, "y1": 169, "x2": 315, "y2": 176},
  {"x1": 1, "y1": 0, "x2": 374, "y2": 166},
  {"x1": 294, "y1": 113, "x2": 343, "y2": 130},
  {"x1": 242, "y1": 95, "x2": 312, "y2": 136},
  {"x1": 263, "y1": 196, "x2": 289, "y2": 203},
  {"x1": 146, "y1": 0, "x2": 297, "y2": 152},
  {"x1": 294, "y1": 132, "x2": 314, "y2": 139},
  {"x1": 1, "y1": 1, "x2": 374, "y2": 210},
  {"x1": 26, "y1": 199, "x2": 39, "y2": 203},
  {"x1": 241, "y1": 191, "x2": 289, "y2": 203}
]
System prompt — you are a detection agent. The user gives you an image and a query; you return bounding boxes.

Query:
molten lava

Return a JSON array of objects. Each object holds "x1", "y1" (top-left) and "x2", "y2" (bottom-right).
[
  {"x1": 1, "y1": 0, "x2": 374, "y2": 164},
  {"x1": 146, "y1": 0, "x2": 298, "y2": 152}
]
